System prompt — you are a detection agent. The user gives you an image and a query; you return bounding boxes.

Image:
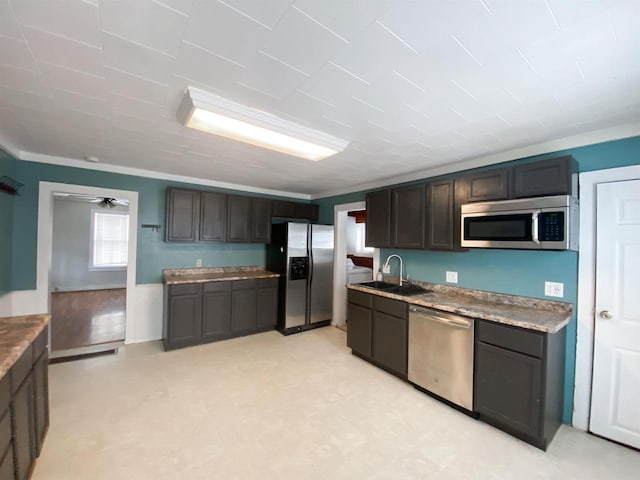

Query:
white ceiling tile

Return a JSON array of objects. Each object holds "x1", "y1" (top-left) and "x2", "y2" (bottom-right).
[
  {"x1": 102, "y1": 32, "x2": 174, "y2": 85},
  {"x1": 52, "y1": 88, "x2": 108, "y2": 116},
  {"x1": 107, "y1": 92, "x2": 168, "y2": 121},
  {"x1": 174, "y1": 41, "x2": 245, "y2": 94},
  {"x1": 153, "y1": 0, "x2": 194, "y2": 16},
  {"x1": 0, "y1": 64, "x2": 48, "y2": 93},
  {"x1": 104, "y1": 66, "x2": 171, "y2": 106},
  {"x1": 11, "y1": 0, "x2": 100, "y2": 47},
  {"x1": 23, "y1": 26, "x2": 103, "y2": 76},
  {"x1": 258, "y1": 7, "x2": 347, "y2": 75},
  {"x1": 0, "y1": 35, "x2": 39, "y2": 71},
  {"x1": 100, "y1": 0, "x2": 189, "y2": 57},
  {"x1": 237, "y1": 51, "x2": 309, "y2": 100},
  {"x1": 221, "y1": 0, "x2": 292, "y2": 28},
  {"x1": 292, "y1": 0, "x2": 392, "y2": 41},
  {"x1": 545, "y1": 0, "x2": 609, "y2": 29},
  {"x1": 0, "y1": 0, "x2": 23, "y2": 40},
  {"x1": 0, "y1": 85, "x2": 56, "y2": 111},
  {"x1": 40, "y1": 62, "x2": 106, "y2": 99},
  {"x1": 183, "y1": 1, "x2": 271, "y2": 66},
  {"x1": 297, "y1": 62, "x2": 371, "y2": 107}
]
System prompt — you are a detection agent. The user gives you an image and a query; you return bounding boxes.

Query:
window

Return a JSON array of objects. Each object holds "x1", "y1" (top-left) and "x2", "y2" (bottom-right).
[
  {"x1": 356, "y1": 223, "x2": 374, "y2": 254},
  {"x1": 91, "y1": 211, "x2": 129, "y2": 269}
]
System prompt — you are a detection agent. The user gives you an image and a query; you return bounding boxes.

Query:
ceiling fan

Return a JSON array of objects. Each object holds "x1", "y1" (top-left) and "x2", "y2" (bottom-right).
[{"x1": 55, "y1": 193, "x2": 129, "y2": 208}]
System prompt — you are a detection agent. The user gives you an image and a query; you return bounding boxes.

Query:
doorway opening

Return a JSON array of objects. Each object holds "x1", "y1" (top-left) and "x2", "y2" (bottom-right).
[
  {"x1": 49, "y1": 193, "x2": 129, "y2": 358},
  {"x1": 332, "y1": 201, "x2": 379, "y2": 331},
  {"x1": 36, "y1": 182, "x2": 138, "y2": 359}
]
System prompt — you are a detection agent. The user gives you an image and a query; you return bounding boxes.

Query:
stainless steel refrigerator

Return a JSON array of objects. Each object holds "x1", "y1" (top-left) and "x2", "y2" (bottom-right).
[{"x1": 267, "y1": 222, "x2": 334, "y2": 335}]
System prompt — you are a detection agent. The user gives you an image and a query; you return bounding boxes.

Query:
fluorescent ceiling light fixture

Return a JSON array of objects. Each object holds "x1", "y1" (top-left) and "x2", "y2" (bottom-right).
[{"x1": 177, "y1": 87, "x2": 348, "y2": 161}]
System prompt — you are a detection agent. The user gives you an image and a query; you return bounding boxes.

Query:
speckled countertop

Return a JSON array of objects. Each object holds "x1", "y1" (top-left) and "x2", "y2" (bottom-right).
[
  {"x1": 347, "y1": 281, "x2": 571, "y2": 333},
  {"x1": 0, "y1": 314, "x2": 50, "y2": 380},
  {"x1": 163, "y1": 266, "x2": 280, "y2": 285}
]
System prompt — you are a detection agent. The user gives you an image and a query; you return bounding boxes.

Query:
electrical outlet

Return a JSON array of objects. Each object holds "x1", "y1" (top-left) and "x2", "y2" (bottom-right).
[
  {"x1": 544, "y1": 281, "x2": 564, "y2": 298},
  {"x1": 446, "y1": 271, "x2": 458, "y2": 283},
  {"x1": 196, "y1": 259, "x2": 202, "y2": 267},
  {"x1": 382, "y1": 264, "x2": 390, "y2": 274}
]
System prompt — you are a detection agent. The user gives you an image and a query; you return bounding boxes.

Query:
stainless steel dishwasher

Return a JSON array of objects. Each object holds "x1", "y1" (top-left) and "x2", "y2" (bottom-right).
[{"x1": 408, "y1": 306, "x2": 474, "y2": 411}]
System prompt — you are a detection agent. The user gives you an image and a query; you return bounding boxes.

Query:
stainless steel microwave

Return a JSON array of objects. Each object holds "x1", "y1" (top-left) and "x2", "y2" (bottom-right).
[{"x1": 461, "y1": 195, "x2": 578, "y2": 250}]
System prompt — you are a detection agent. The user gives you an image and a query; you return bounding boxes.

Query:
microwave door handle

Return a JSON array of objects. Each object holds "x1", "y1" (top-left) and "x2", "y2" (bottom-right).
[{"x1": 532, "y1": 210, "x2": 541, "y2": 244}]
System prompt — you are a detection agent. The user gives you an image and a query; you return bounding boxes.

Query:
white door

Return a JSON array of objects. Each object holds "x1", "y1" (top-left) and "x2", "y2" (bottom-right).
[{"x1": 590, "y1": 179, "x2": 640, "y2": 448}]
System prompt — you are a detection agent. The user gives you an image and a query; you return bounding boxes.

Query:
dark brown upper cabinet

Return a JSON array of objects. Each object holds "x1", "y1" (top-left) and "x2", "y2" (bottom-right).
[
  {"x1": 512, "y1": 156, "x2": 577, "y2": 198},
  {"x1": 465, "y1": 168, "x2": 509, "y2": 203},
  {"x1": 365, "y1": 189, "x2": 392, "y2": 248},
  {"x1": 272, "y1": 200, "x2": 319, "y2": 221},
  {"x1": 199, "y1": 191, "x2": 227, "y2": 242},
  {"x1": 166, "y1": 188, "x2": 200, "y2": 242},
  {"x1": 251, "y1": 198, "x2": 272, "y2": 243},
  {"x1": 393, "y1": 184, "x2": 425, "y2": 249},
  {"x1": 226, "y1": 195, "x2": 252, "y2": 243},
  {"x1": 426, "y1": 179, "x2": 454, "y2": 251}
]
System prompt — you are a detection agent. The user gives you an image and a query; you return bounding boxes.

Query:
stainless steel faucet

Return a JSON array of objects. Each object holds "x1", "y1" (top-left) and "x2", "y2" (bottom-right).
[{"x1": 383, "y1": 254, "x2": 404, "y2": 286}]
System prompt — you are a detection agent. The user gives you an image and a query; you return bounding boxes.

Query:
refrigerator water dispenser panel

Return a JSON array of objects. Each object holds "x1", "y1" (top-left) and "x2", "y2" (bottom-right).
[{"x1": 289, "y1": 257, "x2": 309, "y2": 281}]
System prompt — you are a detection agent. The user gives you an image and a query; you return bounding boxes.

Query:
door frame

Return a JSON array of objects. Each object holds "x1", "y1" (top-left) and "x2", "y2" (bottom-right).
[
  {"x1": 573, "y1": 164, "x2": 640, "y2": 430},
  {"x1": 332, "y1": 201, "x2": 379, "y2": 327},
  {"x1": 37, "y1": 181, "x2": 139, "y2": 344}
]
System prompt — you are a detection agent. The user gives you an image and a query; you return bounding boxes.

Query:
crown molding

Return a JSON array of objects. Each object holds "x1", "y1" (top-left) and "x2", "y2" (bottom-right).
[
  {"x1": 310, "y1": 123, "x2": 640, "y2": 200},
  {"x1": 17, "y1": 151, "x2": 311, "y2": 200},
  {"x1": 0, "y1": 132, "x2": 21, "y2": 160}
]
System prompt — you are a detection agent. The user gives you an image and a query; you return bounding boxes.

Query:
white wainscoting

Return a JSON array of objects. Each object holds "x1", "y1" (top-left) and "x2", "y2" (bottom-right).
[{"x1": 0, "y1": 283, "x2": 164, "y2": 344}]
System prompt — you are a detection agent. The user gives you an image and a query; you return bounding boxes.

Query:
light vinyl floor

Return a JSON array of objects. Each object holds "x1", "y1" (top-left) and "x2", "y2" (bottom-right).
[{"x1": 34, "y1": 327, "x2": 639, "y2": 479}]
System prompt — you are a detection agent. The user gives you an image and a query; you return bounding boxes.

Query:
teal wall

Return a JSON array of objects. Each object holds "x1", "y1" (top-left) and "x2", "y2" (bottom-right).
[
  {"x1": 6, "y1": 157, "x2": 308, "y2": 289},
  {"x1": 0, "y1": 151, "x2": 16, "y2": 293},
  {"x1": 314, "y1": 135, "x2": 640, "y2": 424}
]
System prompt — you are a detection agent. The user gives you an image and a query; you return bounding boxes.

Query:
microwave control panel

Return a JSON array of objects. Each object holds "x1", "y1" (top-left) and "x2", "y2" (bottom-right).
[{"x1": 538, "y1": 212, "x2": 565, "y2": 241}]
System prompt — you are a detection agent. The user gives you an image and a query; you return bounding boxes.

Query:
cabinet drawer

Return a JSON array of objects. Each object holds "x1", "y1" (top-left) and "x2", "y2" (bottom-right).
[
  {"x1": 233, "y1": 279, "x2": 257, "y2": 290},
  {"x1": 10, "y1": 345, "x2": 33, "y2": 394},
  {"x1": 348, "y1": 290, "x2": 372, "y2": 309},
  {"x1": 477, "y1": 320, "x2": 543, "y2": 358},
  {"x1": 0, "y1": 409, "x2": 10, "y2": 458},
  {"x1": 33, "y1": 326, "x2": 48, "y2": 362},
  {"x1": 0, "y1": 376, "x2": 8, "y2": 414},
  {"x1": 373, "y1": 296, "x2": 406, "y2": 319},
  {"x1": 203, "y1": 281, "x2": 231, "y2": 293},
  {"x1": 169, "y1": 283, "x2": 201, "y2": 296},
  {"x1": 257, "y1": 277, "x2": 278, "y2": 289}
]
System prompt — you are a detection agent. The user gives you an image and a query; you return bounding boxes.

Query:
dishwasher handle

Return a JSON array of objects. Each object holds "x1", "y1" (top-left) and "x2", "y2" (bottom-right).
[{"x1": 409, "y1": 307, "x2": 472, "y2": 329}]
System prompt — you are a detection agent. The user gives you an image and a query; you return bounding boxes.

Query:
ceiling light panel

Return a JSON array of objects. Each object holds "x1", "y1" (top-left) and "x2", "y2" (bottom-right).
[{"x1": 177, "y1": 87, "x2": 349, "y2": 161}]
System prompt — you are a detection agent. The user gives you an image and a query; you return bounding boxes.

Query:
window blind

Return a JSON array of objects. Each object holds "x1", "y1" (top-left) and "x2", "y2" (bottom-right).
[{"x1": 92, "y1": 212, "x2": 129, "y2": 267}]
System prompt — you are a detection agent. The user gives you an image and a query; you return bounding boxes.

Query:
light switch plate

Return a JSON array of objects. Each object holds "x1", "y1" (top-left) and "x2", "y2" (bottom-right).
[
  {"x1": 196, "y1": 259, "x2": 202, "y2": 267},
  {"x1": 446, "y1": 271, "x2": 458, "y2": 283},
  {"x1": 544, "y1": 281, "x2": 564, "y2": 297}
]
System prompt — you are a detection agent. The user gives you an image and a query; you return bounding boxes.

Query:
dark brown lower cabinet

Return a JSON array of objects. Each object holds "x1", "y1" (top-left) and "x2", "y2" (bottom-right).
[
  {"x1": 32, "y1": 352, "x2": 49, "y2": 457},
  {"x1": 164, "y1": 278, "x2": 279, "y2": 351},
  {"x1": 12, "y1": 374, "x2": 35, "y2": 480},
  {"x1": 474, "y1": 320, "x2": 566, "y2": 450},
  {"x1": 347, "y1": 290, "x2": 407, "y2": 377},
  {"x1": 0, "y1": 448, "x2": 13, "y2": 480}
]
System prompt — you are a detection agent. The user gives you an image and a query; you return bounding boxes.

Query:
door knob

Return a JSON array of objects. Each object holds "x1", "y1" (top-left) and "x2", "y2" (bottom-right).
[{"x1": 599, "y1": 310, "x2": 613, "y2": 319}]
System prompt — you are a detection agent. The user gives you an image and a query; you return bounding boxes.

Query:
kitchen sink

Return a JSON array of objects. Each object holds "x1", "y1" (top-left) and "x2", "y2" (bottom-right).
[{"x1": 356, "y1": 281, "x2": 432, "y2": 296}]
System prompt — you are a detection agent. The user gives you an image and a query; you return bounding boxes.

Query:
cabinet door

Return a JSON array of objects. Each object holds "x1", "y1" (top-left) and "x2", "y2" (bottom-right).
[
  {"x1": 12, "y1": 374, "x2": 36, "y2": 480},
  {"x1": 372, "y1": 311, "x2": 407, "y2": 376},
  {"x1": 251, "y1": 198, "x2": 272, "y2": 243},
  {"x1": 294, "y1": 203, "x2": 319, "y2": 222},
  {"x1": 231, "y1": 288, "x2": 257, "y2": 334},
  {"x1": 365, "y1": 189, "x2": 392, "y2": 247},
  {"x1": 166, "y1": 188, "x2": 200, "y2": 242},
  {"x1": 272, "y1": 200, "x2": 296, "y2": 218},
  {"x1": 33, "y1": 351, "x2": 49, "y2": 456},
  {"x1": 199, "y1": 192, "x2": 227, "y2": 242},
  {"x1": 465, "y1": 169, "x2": 509, "y2": 202},
  {"x1": 512, "y1": 156, "x2": 575, "y2": 198},
  {"x1": 0, "y1": 407, "x2": 12, "y2": 472},
  {"x1": 0, "y1": 444, "x2": 14, "y2": 480},
  {"x1": 426, "y1": 179, "x2": 454, "y2": 250},
  {"x1": 202, "y1": 287, "x2": 231, "y2": 342},
  {"x1": 227, "y1": 196, "x2": 252, "y2": 243},
  {"x1": 475, "y1": 341, "x2": 542, "y2": 439},
  {"x1": 393, "y1": 184, "x2": 425, "y2": 249},
  {"x1": 256, "y1": 286, "x2": 278, "y2": 329},
  {"x1": 347, "y1": 303, "x2": 372, "y2": 358},
  {"x1": 167, "y1": 293, "x2": 202, "y2": 347}
]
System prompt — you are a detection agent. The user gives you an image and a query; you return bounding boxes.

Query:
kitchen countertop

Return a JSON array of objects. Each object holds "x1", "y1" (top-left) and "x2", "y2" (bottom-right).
[
  {"x1": 347, "y1": 281, "x2": 572, "y2": 333},
  {"x1": 0, "y1": 314, "x2": 50, "y2": 380},
  {"x1": 163, "y1": 266, "x2": 280, "y2": 285}
]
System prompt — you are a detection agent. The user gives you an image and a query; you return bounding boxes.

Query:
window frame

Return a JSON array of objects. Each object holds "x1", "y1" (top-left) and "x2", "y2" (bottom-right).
[{"x1": 89, "y1": 209, "x2": 129, "y2": 271}]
